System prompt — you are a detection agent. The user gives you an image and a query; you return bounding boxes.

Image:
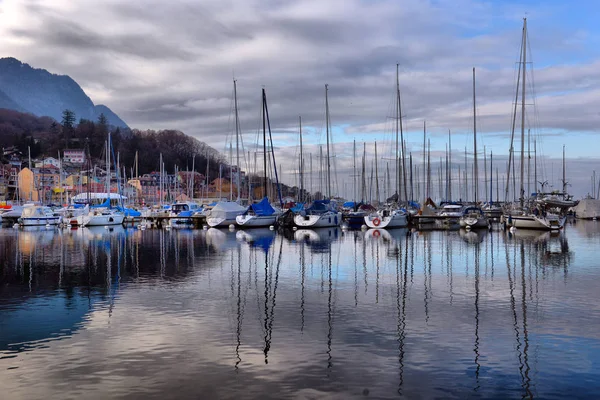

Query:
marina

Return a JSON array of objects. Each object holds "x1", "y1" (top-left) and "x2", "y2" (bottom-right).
[
  {"x1": 2, "y1": 1, "x2": 600, "y2": 398},
  {"x1": 1, "y1": 221, "x2": 599, "y2": 398}
]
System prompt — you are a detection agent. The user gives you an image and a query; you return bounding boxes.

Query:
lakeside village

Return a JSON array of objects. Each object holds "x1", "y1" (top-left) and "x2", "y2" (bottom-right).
[{"x1": 2, "y1": 19, "x2": 600, "y2": 231}]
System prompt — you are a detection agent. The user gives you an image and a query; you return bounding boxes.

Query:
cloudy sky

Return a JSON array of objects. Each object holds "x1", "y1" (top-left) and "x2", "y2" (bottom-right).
[{"x1": 1, "y1": 0, "x2": 600, "y2": 199}]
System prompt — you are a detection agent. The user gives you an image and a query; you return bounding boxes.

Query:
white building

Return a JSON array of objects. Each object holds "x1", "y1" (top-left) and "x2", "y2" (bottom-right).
[
  {"x1": 34, "y1": 157, "x2": 61, "y2": 169},
  {"x1": 63, "y1": 149, "x2": 86, "y2": 165}
]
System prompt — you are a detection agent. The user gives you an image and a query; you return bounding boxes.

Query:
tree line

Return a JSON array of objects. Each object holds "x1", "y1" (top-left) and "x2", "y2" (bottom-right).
[{"x1": 0, "y1": 108, "x2": 227, "y2": 179}]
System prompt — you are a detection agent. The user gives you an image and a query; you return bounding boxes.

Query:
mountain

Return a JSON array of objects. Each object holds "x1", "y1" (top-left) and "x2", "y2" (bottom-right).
[{"x1": 0, "y1": 57, "x2": 128, "y2": 129}]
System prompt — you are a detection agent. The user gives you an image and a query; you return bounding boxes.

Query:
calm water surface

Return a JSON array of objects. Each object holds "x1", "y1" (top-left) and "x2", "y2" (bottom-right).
[{"x1": 1, "y1": 221, "x2": 600, "y2": 399}]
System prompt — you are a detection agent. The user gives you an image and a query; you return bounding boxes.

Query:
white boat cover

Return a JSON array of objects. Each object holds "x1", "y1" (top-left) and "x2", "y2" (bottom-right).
[
  {"x1": 574, "y1": 199, "x2": 600, "y2": 219},
  {"x1": 209, "y1": 201, "x2": 246, "y2": 219}
]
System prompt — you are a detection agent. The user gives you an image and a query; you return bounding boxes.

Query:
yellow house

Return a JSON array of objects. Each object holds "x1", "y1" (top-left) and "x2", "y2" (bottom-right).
[{"x1": 18, "y1": 168, "x2": 39, "y2": 202}]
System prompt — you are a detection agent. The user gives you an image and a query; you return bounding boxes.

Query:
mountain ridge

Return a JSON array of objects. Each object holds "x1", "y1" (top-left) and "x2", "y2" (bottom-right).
[{"x1": 0, "y1": 57, "x2": 128, "y2": 129}]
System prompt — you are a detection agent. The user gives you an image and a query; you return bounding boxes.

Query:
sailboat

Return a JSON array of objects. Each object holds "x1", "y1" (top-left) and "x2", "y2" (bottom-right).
[
  {"x1": 236, "y1": 89, "x2": 283, "y2": 228},
  {"x1": 77, "y1": 132, "x2": 125, "y2": 227},
  {"x1": 364, "y1": 65, "x2": 408, "y2": 229},
  {"x1": 293, "y1": 84, "x2": 342, "y2": 228},
  {"x1": 459, "y1": 67, "x2": 488, "y2": 229},
  {"x1": 207, "y1": 79, "x2": 247, "y2": 228},
  {"x1": 502, "y1": 19, "x2": 566, "y2": 231}
]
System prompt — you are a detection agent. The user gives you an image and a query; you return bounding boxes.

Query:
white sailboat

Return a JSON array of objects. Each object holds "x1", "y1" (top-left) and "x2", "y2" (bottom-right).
[
  {"x1": 78, "y1": 133, "x2": 125, "y2": 227},
  {"x1": 502, "y1": 19, "x2": 565, "y2": 231},
  {"x1": 459, "y1": 67, "x2": 488, "y2": 229},
  {"x1": 293, "y1": 84, "x2": 341, "y2": 228},
  {"x1": 236, "y1": 89, "x2": 283, "y2": 228},
  {"x1": 364, "y1": 65, "x2": 408, "y2": 229},
  {"x1": 207, "y1": 79, "x2": 246, "y2": 228}
]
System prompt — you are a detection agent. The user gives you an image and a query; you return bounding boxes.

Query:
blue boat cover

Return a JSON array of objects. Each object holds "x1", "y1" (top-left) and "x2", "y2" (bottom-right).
[
  {"x1": 343, "y1": 201, "x2": 356, "y2": 208},
  {"x1": 408, "y1": 201, "x2": 420, "y2": 209},
  {"x1": 290, "y1": 203, "x2": 305, "y2": 213},
  {"x1": 116, "y1": 206, "x2": 142, "y2": 217},
  {"x1": 251, "y1": 197, "x2": 275, "y2": 216},
  {"x1": 306, "y1": 199, "x2": 332, "y2": 213}
]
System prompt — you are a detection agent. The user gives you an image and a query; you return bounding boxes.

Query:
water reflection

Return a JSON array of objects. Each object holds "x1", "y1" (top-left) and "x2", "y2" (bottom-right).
[{"x1": 0, "y1": 224, "x2": 599, "y2": 399}]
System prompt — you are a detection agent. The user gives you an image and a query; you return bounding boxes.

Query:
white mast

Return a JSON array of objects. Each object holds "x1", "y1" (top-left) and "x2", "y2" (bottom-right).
[
  {"x1": 325, "y1": 84, "x2": 331, "y2": 199},
  {"x1": 520, "y1": 18, "x2": 527, "y2": 207},
  {"x1": 299, "y1": 116, "x2": 304, "y2": 202},
  {"x1": 473, "y1": 67, "x2": 479, "y2": 203},
  {"x1": 234, "y1": 79, "x2": 241, "y2": 201}
]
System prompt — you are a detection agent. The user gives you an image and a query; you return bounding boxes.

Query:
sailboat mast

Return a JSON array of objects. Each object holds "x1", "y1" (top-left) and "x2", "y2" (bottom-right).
[
  {"x1": 234, "y1": 79, "x2": 241, "y2": 201},
  {"x1": 361, "y1": 143, "x2": 366, "y2": 202},
  {"x1": 423, "y1": 121, "x2": 426, "y2": 200},
  {"x1": 353, "y1": 139, "x2": 357, "y2": 203},
  {"x1": 325, "y1": 84, "x2": 331, "y2": 199},
  {"x1": 262, "y1": 89, "x2": 267, "y2": 198},
  {"x1": 473, "y1": 67, "x2": 479, "y2": 203},
  {"x1": 397, "y1": 65, "x2": 408, "y2": 203},
  {"x1": 490, "y1": 151, "x2": 493, "y2": 204},
  {"x1": 562, "y1": 145, "x2": 566, "y2": 193},
  {"x1": 520, "y1": 18, "x2": 527, "y2": 207},
  {"x1": 445, "y1": 143, "x2": 449, "y2": 200},
  {"x1": 374, "y1": 141, "x2": 379, "y2": 204},
  {"x1": 534, "y1": 139, "x2": 537, "y2": 192},
  {"x1": 448, "y1": 129, "x2": 452, "y2": 200},
  {"x1": 395, "y1": 64, "x2": 399, "y2": 199},
  {"x1": 409, "y1": 152, "x2": 413, "y2": 201},
  {"x1": 229, "y1": 142, "x2": 233, "y2": 201},
  {"x1": 427, "y1": 139, "x2": 431, "y2": 199},
  {"x1": 483, "y1": 146, "x2": 487, "y2": 203},
  {"x1": 299, "y1": 116, "x2": 304, "y2": 202},
  {"x1": 527, "y1": 128, "x2": 531, "y2": 197}
]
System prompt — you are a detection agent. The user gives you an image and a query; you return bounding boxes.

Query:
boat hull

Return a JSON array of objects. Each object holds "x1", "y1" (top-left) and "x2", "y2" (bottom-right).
[
  {"x1": 206, "y1": 217, "x2": 238, "y2": 228},
  {"x1": 236, "y1": 214, "x2": 277, "y2": 228},
  {"x1": 364, "y1": 212, "x2": 408, "y2": 229},
  {"x1": 80, "y1": 213, "x2": 125, "y2": 226},
  {"x1": 459, "y1": 216, "x2": 489, "y2": 229},
  {"x1": 293, "y1": 212, "x2": 342, "y2": 228},
  {"x1": 502, "y1": 214, "x2": 565, "y2": 230},
  {"x1": 19, "y1": 216, "x2": 62, "y2": 226}
]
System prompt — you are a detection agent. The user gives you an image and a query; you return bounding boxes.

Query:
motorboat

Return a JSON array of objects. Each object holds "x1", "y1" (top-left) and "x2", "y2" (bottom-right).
[
  {"x1": 169, "y1": 201, "x2": 202, "y2": 228},
  {"x1": 436, "y1": 203, "x2": 463, "y2": 228},
  {"x1": 18, "y1": 204, "x2": 62, "y2": 226},
  {"x1": 459, "y1": 206, "x2": 489, "y2": 229}
]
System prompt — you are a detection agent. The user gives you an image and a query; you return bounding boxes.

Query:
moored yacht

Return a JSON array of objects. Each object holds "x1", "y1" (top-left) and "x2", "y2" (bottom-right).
[
  {"x1": 19, "y1": 204, "x2": 62, "y2": 226},
  {"x1": 169, "y1": 201, "x2": 202, "y2": 228},
  {"x1": 236, "y1": 197, "x2": 279, "y2": 228},
  {"x1": 364, "y1": 207, "x2": 408, "y2": 229},
  {"x1": 293, "y1": 199, "x2": 342, "y2": 228},
  {"x1": 206, "y1": 201, "x2": 246, "y2": 228},
  {"x1": 77, "y1": 208, "x2": 125, "y2": 227},
  {"x1": 459, "y1": 206, "x2": 489, "y2": 229}
]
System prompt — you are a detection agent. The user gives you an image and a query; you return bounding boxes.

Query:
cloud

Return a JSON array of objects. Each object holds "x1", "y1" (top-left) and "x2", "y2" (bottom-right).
[{"x1": 0, "y1": 0, "x2": 599, "y2": 196}]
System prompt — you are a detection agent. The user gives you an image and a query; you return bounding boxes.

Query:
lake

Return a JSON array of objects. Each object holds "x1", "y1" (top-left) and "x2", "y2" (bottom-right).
[{"x1": 1, "y1": 221, "x2": 600, "y2": 399}]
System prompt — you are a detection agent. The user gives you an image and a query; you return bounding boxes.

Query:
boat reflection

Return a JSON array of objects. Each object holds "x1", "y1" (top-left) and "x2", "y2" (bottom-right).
[
  {"x1": 236, "y1": 228, "x2": 276, "y2": 252},
  {"x1": 460, "y1": 228, "x2": 488, "y2": 244},
  {"x1": 293, "y1": 227, "x2": 339, "y2": 252}
]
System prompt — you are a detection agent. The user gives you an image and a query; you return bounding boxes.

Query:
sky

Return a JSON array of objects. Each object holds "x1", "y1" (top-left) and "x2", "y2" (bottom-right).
[{"x1": 1, "y1": 0, "x2": 600, "y2": 199}]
